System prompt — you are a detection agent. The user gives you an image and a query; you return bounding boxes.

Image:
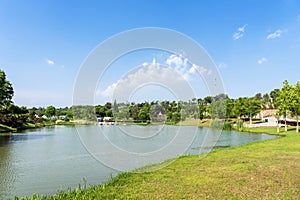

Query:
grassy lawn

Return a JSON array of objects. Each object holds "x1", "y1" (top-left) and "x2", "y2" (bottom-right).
[{"x1": 16, "y1": 126, "x2": 300, "y2": 200}]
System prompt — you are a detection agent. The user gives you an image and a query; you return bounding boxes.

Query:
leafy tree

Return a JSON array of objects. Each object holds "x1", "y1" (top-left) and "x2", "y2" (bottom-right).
[
  {"x1": 138, "y1": 108, "x2": 148, "y2": 121},
  {"x1": 95, "y1": 105, "x2": 107, "y2": 117},
  {"x1": 247, "y1": 97, "x2": 262, "y2": 124},
  {"x1": 197, "y1": 98, "x2": 205, "y2": 120},
  {"x1": 171, "y1": 112, "x2": 181, "y2": 123},
  {"x1": 276, "y1": 80, "x2": 293, "y2": 132},
  {"x1": 73, "y1": 105, "x2": 96, "y2": 121},
  {"x1": 211, "y1": 100, "x2": 226, "y2": 119},
  {"x1": 66, "y1": 109, "x2": 73, "y2": 120},
  {"x1": 289, "y1": 82, "x2": 300, "y2": 133},
  {"x1": 262, "y1": 93, "x2": 271, "y2": 109},
  {"x1": 254, "y1": 93, "x2": 262, "y2": 101},
  {"x1": 45, "y1": 105, "x2": 56, "y2": 118},
  {"x1": 131, "y1": 105, "x2": 139, "y2": 120},
  {"x1": 233, "y1": 97, "x2": 248, "y2": 119},
  {"x1": 270, "y1": 88, "x2": 280, "y2": 108},
  {"x1": 204, "y1": 96, "x2": 212, "y2": 105},
  {"x1": 166, "y1": 112, "x2": 173, "y2": 121},
  {"x1": 0, "y1": 69, "x2": 14, "y2": 108},
  {"x1": 225, "y1": 98, "x2": 234, "y2": 119}
]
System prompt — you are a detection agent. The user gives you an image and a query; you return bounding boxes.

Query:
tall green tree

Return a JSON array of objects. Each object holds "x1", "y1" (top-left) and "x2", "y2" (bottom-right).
[
  {"x1": 247, "y1": 97, "x2": 262, "y2": 124},
  {"x1": 197, "y1": 98, "x2": 205, "y2": 120},
  {"x1": 45, "y1": 105, "x2": 56, "y2": 118},
  {"x1": 233, "y1": 97, "x2": 248, "y2": 119},
  {"x1": 290, "y1": 82, "x2": 300, "y2": 133},
  {"x1": 0, "y1": 69, "x2": 14, "y2": 108},
  {"x1": 276, "y1": 80, "x2": 293, "y2": 132},
  {"x1": 270, "y1": 88, "x2": 280, "y2": 108}
]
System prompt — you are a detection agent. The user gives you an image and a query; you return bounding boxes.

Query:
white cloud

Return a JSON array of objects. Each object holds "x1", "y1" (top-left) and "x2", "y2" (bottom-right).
[
  {"x1": 233, "y1": 32, "x2": 244, "y2": 40},
  {"x1": 165, "y1": 54, "x2": 212, "y2": 79},
  {"x1": 46, "y1": 59, "x2": 55, "y2": 65},
  {"x1": 267, "y1": 30, "x2": 282, "y2": 39},
  {"x1": 166, "y1": 54, "x2": 188, "y2": 68},
  {"x1": 190, "y1": 64, "x2": 212, "y2": 76},
  {"x1": 97, "y1": 62, "x2": 194, "y2": 102},
  {"x1": 238, "y1": 24, "x2": 247, "y2": 32},
  {"x1": 166, "y1": 54, "x2": 190, "y2": 80},
  {"x1": 98, "y1": 82, "x2": 118, "y2": 97},
  {"x1": 97, "y1": 55, "x2": 213, "y2": 102},
  {"x1": 258, "y1": 57, "x2": 268, "y2": 64},
  {"x1": 233, "y1": 24, "x2": 247, "y2": 40}
]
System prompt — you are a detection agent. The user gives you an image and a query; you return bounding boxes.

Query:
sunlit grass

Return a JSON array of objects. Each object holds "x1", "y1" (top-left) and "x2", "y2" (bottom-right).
[{"x1": 16, "y1": 126, "x2": 300, "y2": 199}]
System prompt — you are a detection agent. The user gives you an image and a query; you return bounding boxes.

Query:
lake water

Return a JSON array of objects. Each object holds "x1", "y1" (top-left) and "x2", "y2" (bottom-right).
[{"x1": 0, "y1": 125, "x2": 277, "y2": 199}]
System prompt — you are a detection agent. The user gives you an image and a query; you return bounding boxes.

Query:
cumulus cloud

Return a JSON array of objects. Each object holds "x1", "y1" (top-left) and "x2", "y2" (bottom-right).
[
  {"x1": 98, "y1": 82, "x2": 118, "y2": 97},
  {"x1": 98, "y1": 55, "x2": 213, "y2": 101},
  {"x1": 189, "y1": 64, "x2": 212, "y2": 76},
  {"x1": 46, "y1": 59, "x2": 55, "y2": 65},
  {"x1": 166, "y1": 54, "x2": 190, "y2": 80},
  {"x1": 267, "y1": 30, "x2": 283, "y2": 39},
  {"x1": 97, "y1": 62, "x2": 194, "y2": 102},
  {"x1": 166, "y1": 54, "x2": 188, "y2": 69},
  {"x1": 258, "y1": 57, "x2": 268, "y2": 64},
  {"x1": 233, "y1": 24, "x2": 247, "y2": 40}
]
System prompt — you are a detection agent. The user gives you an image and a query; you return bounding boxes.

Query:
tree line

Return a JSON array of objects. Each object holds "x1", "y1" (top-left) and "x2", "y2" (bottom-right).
[{"x1": 0, "y1": 69, "x2": 299, "y2": 131}]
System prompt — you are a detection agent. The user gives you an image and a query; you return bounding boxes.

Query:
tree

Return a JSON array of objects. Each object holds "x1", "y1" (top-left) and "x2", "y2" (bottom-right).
[
  {"x1": 211, "y1": 99, "x2": 226, "y2": 119},
  {"x1": 247, "y1": 97, "x2": 262, "y2": 124},
  {"x1": 138, "y1": 108, "x2": 148, "y2": 121},
  {"x1": 0, "y1": 69, "x2": 14, "y2": 108},
  {"x1": 197, "y1": 98, "x2": 205, "y2": 120},
  {"x1": 45, "y1": 105, "x2": 56, "y2": 118},
  {"x1": 270, "y1": 89, "x2": 280, "y2": 108},
  {"x1": 233, "y1": 97, "x2": 248, "y2": 119},
  {"x1": 262, "y1": 93, "x2": 271, "y2": 109},
  {"x1": 276, "y1": 80, "x2": 293, "y2": 132},
  {"x1": 289, "y1": 82, "x2": 300, "y2": 133}
]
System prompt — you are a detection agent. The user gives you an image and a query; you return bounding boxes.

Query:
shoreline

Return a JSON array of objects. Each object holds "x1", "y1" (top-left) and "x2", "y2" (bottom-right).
[
  {"x1": 1, "y1": 118, "x2": 287, "y2": 136},
  {"x1": 11, "y1": 125, "x2": 298, "y2": 199}
]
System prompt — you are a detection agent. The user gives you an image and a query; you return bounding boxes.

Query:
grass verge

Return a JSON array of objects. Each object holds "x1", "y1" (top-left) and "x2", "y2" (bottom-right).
[{"x1": 14, "y1": 126, "x2": 300, "y2": 199}]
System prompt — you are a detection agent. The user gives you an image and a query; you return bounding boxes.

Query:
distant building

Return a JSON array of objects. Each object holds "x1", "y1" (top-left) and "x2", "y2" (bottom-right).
[{"x1": 157, "y1": 112, "x2": 167, "y2": 121}]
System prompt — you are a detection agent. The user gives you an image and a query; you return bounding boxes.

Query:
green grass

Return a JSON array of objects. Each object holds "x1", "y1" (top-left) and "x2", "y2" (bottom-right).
[
  {"x1": 0, "y1": 123, "x2": 16, "y2": 132},
  {"x1": 15, "y1": 126, "x2": 300, "y2": 199}
]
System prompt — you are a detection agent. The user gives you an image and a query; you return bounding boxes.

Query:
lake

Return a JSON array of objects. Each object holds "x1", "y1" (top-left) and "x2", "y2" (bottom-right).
[{"x1": 0, "y1": 125, "x2": 277, "y2": 199}]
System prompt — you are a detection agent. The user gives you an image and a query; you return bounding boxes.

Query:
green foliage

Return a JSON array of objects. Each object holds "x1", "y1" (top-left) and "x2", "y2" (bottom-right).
[
  {"x1": 0, "y1": 69, "x2": 14, "y2": 108},
  {"x1": 72, "y1": 105, "x2": 96, "y2": 121},
  {"x1": 138, "y1": 108, "x2": 148, "y2": 121},
  {"x1": 210, "y1": 119, "x2": 232, "y2": 130},
  {"x1": 233, "y1": 97, "x2": 262, "y2": 123},
  {"x1": 45, "y1": 105, "x2": 56, "y2": 118},
  {"x1": 236, "y1": 119, "x2": 244, "y2": 131},
  {"x1": 270, "y1": 88, "x2": 280, "y2": 108}
]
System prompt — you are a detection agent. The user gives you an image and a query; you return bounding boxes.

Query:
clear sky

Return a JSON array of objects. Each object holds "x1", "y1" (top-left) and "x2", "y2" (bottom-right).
[{"x1": 1, "y1": 0, "x2": 300, "y2": 107}]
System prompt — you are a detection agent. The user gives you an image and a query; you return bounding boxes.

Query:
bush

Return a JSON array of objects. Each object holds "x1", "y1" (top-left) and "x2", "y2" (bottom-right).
[
  {"x1": 236, "y1": 119, "x2": 244, "y2": 130},
  {"x1": 210, "y1": 119, "x2": 233, "y2": 130}
]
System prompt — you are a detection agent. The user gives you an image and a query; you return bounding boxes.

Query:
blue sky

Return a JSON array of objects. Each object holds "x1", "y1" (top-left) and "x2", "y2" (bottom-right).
[{"x1": 1, "y1": 0, "x2": 300, "y2": 107}]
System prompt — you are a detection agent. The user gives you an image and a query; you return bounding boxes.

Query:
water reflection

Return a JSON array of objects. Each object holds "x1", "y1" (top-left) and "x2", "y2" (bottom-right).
[{"x1": 0, "y1": 125, "x2": 277, "y2": 199}]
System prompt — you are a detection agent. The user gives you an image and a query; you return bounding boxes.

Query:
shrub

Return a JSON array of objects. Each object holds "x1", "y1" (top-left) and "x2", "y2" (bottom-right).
[
  {"x1": 236, "y1": 119, "x2": 244, "y2": 130},
  {"x1": 210, "y1": 119, "x2": 232, "y2": 130}
]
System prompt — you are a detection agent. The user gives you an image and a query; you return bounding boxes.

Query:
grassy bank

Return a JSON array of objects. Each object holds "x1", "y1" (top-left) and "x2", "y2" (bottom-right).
[{"x1": 15, "y1": 126, "x2": 300, "y2": 199}]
